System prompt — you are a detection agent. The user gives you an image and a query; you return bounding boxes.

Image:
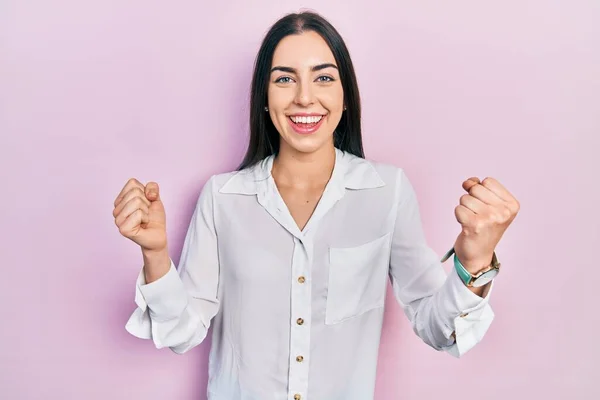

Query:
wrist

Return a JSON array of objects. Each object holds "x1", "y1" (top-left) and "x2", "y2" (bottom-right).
[
  {"x1": 141, "y1": 245, "x2": 168, "y2": 258},
  {"x1": 141, "y1": 247, "x2": 170, "y2": 283}
]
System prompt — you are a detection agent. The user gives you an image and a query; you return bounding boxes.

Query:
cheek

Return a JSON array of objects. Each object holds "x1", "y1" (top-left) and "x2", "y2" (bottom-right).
[
  {"x1": 319, "y1": 87, "x2": 344, "y2": 111},
  {"x1": 267, "y1": 86, "x2": 294, "y2": 109},
  {"x1": 266, "y1": 86, "x2": 277, "y2": 107}
]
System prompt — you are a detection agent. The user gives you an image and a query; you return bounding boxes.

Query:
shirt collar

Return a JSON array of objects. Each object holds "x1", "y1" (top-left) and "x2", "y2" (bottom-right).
[{"x1": 219, "y1": 147, "x2": 385, "y2": 195}]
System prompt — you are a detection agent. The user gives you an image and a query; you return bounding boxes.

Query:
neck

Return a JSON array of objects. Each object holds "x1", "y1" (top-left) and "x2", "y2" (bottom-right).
[{"x1": 272, "y1": 143, "x2": 336, "y2": 189}]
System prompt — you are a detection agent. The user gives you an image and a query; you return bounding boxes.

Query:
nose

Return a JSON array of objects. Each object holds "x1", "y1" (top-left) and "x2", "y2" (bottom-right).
[{"x1": 294, "y1": 81, "x2": 315, "y2": 107}]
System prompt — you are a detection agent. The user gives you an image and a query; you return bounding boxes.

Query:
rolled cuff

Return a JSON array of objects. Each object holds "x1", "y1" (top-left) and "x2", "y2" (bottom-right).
[
  {"x1": 126, "y1": 260, "x2": 188, "y2": 339},
  {"x1": 437, "y1": 266, "x2": 496, "y2": 357},
  {"x1": 137, "y1": 260, "x2": 188, "y2": 321}
]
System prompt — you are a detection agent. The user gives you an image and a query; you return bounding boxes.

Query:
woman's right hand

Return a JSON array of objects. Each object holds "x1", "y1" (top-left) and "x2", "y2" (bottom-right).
[{"x1": 113, "y1": 178, "x2": 167, "y2": 253}]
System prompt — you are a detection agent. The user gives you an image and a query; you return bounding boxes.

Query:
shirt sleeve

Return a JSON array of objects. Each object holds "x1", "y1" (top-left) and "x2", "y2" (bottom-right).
[
  {"x1": 125, "y1": 175, "x2": 221, "y2": 354},
  {"x1": 388, "y1": 169, "x2": 495, "y2": 358}
]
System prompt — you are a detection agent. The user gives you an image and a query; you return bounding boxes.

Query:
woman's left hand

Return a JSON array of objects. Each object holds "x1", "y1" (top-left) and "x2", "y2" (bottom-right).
[{"x1": 453, "y1": 177, "x2": 520, "y2": 273}]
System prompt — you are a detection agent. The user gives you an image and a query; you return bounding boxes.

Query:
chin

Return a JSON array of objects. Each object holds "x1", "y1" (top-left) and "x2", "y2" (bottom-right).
[{"x1": 282, "y1": 132, "x2": 333, "y2": 155}]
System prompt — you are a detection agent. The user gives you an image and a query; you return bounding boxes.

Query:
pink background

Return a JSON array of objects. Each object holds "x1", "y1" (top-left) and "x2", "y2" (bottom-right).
[{"x1": 1, "y1": 1, "x2": 599, "y2": 399}]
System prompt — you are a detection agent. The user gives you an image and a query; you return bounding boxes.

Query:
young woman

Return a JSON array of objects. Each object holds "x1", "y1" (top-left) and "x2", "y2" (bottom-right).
[{"x1": 112, "y1": 11, "x2": 519, "y2": 400}]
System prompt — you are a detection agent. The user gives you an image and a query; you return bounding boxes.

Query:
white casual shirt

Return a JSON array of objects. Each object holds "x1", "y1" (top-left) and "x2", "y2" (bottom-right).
[{"x1": 125, "y1": 147, "x2": 495, "y2": 400}]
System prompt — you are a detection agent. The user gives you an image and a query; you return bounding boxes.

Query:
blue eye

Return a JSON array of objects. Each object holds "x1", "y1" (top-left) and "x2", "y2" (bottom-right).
[
  {"x1": 275, "y1": 76, "x2": 292, "y2": 83},
  {"x1": 317, "y1": 76, "x2": 334, "y2": 82}
]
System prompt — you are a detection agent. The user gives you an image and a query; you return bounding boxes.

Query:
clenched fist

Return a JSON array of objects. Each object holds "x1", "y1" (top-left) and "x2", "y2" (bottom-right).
[
  {"x1": 113, "y1": 178, "x2": 167, "y2": 253},
  {"x1": 453, "y1": 176, "x2": 520, "y2": 274}
]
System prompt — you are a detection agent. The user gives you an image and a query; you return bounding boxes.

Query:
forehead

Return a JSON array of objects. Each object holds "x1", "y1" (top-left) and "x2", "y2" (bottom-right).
[{"x1": 271, "y1": 31, "x2": 337, "y2": 68}]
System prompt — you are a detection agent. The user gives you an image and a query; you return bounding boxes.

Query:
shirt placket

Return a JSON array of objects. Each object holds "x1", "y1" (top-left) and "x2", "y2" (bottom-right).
[
  {"x1": 287, "y1": 237, "x2": 312, "y2": 400},
  {"x1": 253, "y1": 155, "x2": 347, "y2": 400},
  {"x1": 255, "y1": 182, "x2": 311, "y2": 399}
]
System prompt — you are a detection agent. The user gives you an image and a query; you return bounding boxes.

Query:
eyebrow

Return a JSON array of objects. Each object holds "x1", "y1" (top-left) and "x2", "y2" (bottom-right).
[{"x1": 270, "y1": 63, "x2": 338, "y2": 74}]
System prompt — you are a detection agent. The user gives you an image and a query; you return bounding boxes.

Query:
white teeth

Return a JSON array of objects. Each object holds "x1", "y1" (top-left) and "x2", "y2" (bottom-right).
[{"x1": 291, "y1": 116, "x2": 323, "y2": 124}]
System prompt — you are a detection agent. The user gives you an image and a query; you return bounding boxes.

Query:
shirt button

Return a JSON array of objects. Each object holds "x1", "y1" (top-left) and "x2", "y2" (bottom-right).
[
  {"x1": 297, "y1": 276, "x2": 305, "y2": 284},
  {"x1": 294, "y1": 395, "x2": 301, "y2": 400},
  {"x1": 460, "y1": 313, "x2": 469, "y2": 318},
  {"x1": 296, "y1": 355, "x2": 304, "y2": 362},
  {"x1": 296, "y1": 318, "x2": 304, "y2": 325}
]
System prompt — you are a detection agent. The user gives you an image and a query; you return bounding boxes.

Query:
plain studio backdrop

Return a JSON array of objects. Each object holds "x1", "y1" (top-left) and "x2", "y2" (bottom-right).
[{"x1": 1, "y1": 1, "x2": 598, "y2": 399}]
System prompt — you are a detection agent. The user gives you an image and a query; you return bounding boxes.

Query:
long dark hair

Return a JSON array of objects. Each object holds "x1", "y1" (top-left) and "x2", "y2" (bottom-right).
[{"x1": 237, "y1": 11, "x2": 364, "y2": 170}]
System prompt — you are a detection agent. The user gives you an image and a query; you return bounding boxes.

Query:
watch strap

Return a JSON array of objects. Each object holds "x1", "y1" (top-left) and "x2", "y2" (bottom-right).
[
  {"x1": 453, "y1": 254, "x2": 475, "y2": 286},
  {"x1": 441, "y1": 248, "x2": 499, "y2": 287}
]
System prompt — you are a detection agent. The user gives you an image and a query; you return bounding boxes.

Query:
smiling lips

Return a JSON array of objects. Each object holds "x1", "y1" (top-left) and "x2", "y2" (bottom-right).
[{"x1": 287, "y1": 113, "x2": 326, "y2": 135}]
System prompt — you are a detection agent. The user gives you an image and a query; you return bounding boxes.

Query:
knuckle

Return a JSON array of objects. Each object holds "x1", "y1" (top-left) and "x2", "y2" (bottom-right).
[
  {"x1": 127, "y1": 177, "x2": 139, "y2": 186},
  {"x1": 513, "y1": 200, "x2": 521, "y2": 213},
  {"x1": 486, "y1": 209, "x2": 498, "y2": 221},
  {"x1": 463, "y1": 222, "x2": 476, "y2": 236},
  {"x1": 117, "y1": 214, "x2": 127, "y2": 226},
  {"x1": 490, "y1": 213, "x2": 501, "y2": 224},
  {"x1": 126, "y1": 188, "x2": 143, "y2": 203},
  {"x1": 473, "y1": 220, "x2": 485, "y2": 233}
]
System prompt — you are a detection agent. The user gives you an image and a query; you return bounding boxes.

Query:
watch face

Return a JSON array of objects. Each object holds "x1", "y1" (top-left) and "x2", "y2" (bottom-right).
[{"x1": 472, "y1": 269, "x2": 499, "y2": 287}]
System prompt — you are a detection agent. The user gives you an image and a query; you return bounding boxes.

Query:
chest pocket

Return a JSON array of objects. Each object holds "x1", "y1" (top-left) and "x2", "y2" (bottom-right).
[{"x1": 325, "y1": 232, "x2": 392, "y2": 325}]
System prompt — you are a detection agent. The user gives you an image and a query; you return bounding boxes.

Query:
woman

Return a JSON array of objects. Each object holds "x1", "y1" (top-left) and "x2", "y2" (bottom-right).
[{"x1": 112, "y1": 11, "x2": 519, "y2": 400}]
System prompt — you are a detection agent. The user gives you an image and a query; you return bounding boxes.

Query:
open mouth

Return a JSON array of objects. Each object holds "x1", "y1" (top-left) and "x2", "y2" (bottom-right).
[
  {"x1": 289, "y1": 115, "x2": 324, "y2": 125},
  {"x1": 287, "y1": 115, "x2": 326, "y2": 135}
]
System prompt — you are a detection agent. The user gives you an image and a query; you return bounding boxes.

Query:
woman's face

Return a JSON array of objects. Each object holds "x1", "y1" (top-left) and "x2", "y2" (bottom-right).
[{"x1": 267, "y1": 31, "x2": 344, "y2": 155}]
